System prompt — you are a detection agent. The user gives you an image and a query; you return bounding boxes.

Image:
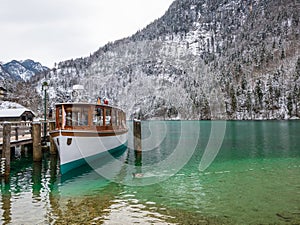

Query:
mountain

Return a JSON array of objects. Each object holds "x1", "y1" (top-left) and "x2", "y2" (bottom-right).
[
  {"x1": 39, "y1": 0, "x2": 299, "y2": 120},
  {"x1": 0, "y1": 59, "x2": 49, "y2": 81},
  {"x1": 0, "y1": 65, "x2": 11, "y2": 80},
  {"x1": 0, "y1": 59, "x2": 48, "y2": 114}
]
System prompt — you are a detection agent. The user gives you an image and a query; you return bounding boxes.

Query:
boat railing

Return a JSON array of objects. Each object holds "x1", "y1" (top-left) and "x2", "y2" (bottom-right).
[{"x1": 62, "y1": 124, "x2": 127, "y2": 132}]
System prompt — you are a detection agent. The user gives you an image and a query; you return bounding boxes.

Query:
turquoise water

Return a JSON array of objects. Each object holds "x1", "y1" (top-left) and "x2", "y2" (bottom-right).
[{"x1": 0, "y1": 121, "x2": 300, "y2": 224}]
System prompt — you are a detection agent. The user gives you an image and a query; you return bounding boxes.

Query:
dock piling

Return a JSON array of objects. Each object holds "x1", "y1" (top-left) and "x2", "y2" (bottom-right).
[
  {"x1": 49, "y1": 121, "x2": 57, "y2": 155},
  {"x1": 32, "y1": 122, "x2": 42, "y2": 162},
  {"x1": 1, "y1": 122, "x2": 11, "y2": 176},
  {"x1": 133, "y1": 119, "x2": 142, "y2": 152}
]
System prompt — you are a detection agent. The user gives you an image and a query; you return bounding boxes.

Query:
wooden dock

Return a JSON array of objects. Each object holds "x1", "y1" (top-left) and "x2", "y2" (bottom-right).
[
  {"x1": 0, "y1": 122, "x2": 33, "y2": 149},
  {"x1": 0, "y1": 121, "x2": 47, "y2": 149},
  {"x1": 0, "y1": 121, "x2": 56, "y2": 177}
]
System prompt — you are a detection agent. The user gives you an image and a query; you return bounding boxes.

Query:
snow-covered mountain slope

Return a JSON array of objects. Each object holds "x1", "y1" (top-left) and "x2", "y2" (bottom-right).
[
  {"x1": 37, "y1": 0, "x2": 300, "y2": 120},
  {"x1": 0, "y1": 65, "x2": 11, "y2": 80},
  {"x1": 0, "y1": 59, "x2": 49, "y2": 81},
  {"x1": 21, "y1": 59, "x2": 49, "y2": 75}
]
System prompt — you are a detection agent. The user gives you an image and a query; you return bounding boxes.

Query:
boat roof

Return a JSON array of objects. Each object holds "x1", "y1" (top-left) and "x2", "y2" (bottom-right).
[{"x1": 54, "y1": 102, "x2": 123, "y2": 111}]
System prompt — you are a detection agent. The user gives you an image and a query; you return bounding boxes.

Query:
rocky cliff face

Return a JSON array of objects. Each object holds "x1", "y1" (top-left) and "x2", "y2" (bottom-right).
[{"x1": 38, "y1": 0, "x2": 300, "y2": 120}]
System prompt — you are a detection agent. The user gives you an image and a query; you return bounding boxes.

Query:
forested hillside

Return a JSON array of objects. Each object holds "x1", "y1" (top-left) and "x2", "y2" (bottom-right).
[{"x1": 33, "y1": 0, "x2": 300, "y2": 120}]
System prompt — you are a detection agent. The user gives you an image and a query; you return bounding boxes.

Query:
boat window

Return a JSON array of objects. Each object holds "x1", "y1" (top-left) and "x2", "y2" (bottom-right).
[
  {"x1": 72, "y1": 111, "x2": 78, "y2": 126},
  {"x1": 93, "y1": 107, "x2": 103, "y2": 126},
  {"x1": 111, "y1": 109, "x2": 118, "y2": 126},
  {"x1": 67, "y1": 138, "x2": 72, "y2": 146},
  {"x1": 65, "y1": 107, "x2": 72, "y2": 126},
  {"x1": 57, "y1": 105, "x2": 127, "y2": 128},
  {"x1": 56, "y1": 106, "x2": 62, "y2": 129},
  {"x1": 64, "y1": 105, "x2": 89, "y2": 127},
  {"x1": 119, "y1": 111, "x2": 124, "y2": 127},
  {"x1": 120, "y1": 111, "x2": 126, "y2": 128},
  {"x1": 80, "y1": 107, "x2": 89, "y2": 126},
  {"x1": 106, "y1": 109, "x2": 111, "y2": 125}
]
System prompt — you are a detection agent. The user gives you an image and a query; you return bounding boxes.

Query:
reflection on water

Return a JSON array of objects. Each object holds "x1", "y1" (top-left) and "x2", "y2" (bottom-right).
[{"x1": 0, "y1": 121, "x2": 300, "y2": 224}]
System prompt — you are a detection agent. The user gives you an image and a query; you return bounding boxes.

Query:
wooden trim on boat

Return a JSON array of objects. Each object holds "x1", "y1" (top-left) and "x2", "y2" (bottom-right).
[{"x1": 50, "y1": 129, "x2": 128, "y2": 138}]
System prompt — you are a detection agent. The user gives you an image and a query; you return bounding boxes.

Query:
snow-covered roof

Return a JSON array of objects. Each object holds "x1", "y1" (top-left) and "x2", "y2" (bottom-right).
[
  {"x1": 0, "y1": 101, "x2": 24, "y2": 110},
  {"x1": 0, "y1": 108, "x2": 35, "y2": 118}
]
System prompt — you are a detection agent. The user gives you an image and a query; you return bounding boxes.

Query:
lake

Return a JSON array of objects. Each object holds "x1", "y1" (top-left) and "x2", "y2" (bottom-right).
[{"x1": 1, "y1": 121, "x2": 300, "y2": 224}]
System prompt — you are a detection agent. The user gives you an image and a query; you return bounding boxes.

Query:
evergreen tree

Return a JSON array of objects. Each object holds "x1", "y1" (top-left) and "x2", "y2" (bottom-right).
[
  {"x1": 287, "y1": 93, "x2": 293, "y2": 117},
  {"x1": 280, "y1": 48, "x2": 285, "y2": 59},
  {"x1": 295, "y1": 57, "x2": 300, "y2": 80},
  {"x1": 255, "y1": 80, "x2": 263, "y2": 109},
  {"x1": 230, "y1": 86, "x2": 237, "y2": 114}
]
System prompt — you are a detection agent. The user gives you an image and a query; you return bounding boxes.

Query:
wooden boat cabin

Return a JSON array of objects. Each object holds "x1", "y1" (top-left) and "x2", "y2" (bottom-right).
[{"x1": 55, "y1": 103, "x2": 127, "y2": 131}]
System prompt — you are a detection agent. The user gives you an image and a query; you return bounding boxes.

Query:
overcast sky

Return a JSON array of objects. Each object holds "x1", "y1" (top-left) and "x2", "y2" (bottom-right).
[{"x1": 0, "y1": 0, "x2": 174, "y2": 67}]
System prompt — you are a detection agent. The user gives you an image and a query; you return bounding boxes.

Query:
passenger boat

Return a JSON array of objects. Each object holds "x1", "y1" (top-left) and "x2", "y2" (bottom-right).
[{"x1": 49, "y1": 99, "x2": 128, "y2": 174}]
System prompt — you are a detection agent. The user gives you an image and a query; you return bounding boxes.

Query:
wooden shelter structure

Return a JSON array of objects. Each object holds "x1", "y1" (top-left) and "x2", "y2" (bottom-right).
[{"x1": 0, "y1": 108, "x2": 35, "y2": 122}]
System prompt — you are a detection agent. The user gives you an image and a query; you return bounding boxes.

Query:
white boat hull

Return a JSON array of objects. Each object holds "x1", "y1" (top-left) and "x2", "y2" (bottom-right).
[{"x1": 52, "y1": 131, "x2": 127, "y2": 174}]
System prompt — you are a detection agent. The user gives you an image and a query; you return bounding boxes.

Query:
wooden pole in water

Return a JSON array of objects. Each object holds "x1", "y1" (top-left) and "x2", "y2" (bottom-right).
[
  {"x1": 49, "y1": 121, "x2": 57, "y2": 155},
  {"x1": 2, "y1": 122, "x2": 11, "y2": 176},
  {"x1": 132, "y1": 119, "x2": 143, "y2": 178},
  {"x1": 32, "y1": 122, "x2": 42, "y2": 162},
  {"x1": 133, "y1": 119, "x2": 142, "y2": 152}
]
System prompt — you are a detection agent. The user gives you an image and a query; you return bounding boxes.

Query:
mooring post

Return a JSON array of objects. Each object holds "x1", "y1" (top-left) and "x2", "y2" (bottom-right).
[
  {"x1": 32, "y1": 122, "x2": 42, "y2": 162},
  {"x1": 133, "y1": 119, "x2": 142, "y2": 152},
  {"x1": 132, "y1": 119, "x2": 143, "y2": 178},
  {"x1": 1, "y1": 122, "x2": 11, "y2": 177},
  {"x1": 49, "y1": 121, "x2": 57, "y2": 155}
]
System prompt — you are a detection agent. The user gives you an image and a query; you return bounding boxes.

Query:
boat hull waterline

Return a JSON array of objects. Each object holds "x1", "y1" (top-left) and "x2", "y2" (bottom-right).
[{"x1": 51, "y1": 130, "x2": 127, "y2": 174}]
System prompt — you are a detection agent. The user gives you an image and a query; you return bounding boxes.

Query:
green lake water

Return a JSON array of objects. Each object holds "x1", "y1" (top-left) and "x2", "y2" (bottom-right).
[{"x1": 0, "y1": 121, "x2": 300, "y2": 224}]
